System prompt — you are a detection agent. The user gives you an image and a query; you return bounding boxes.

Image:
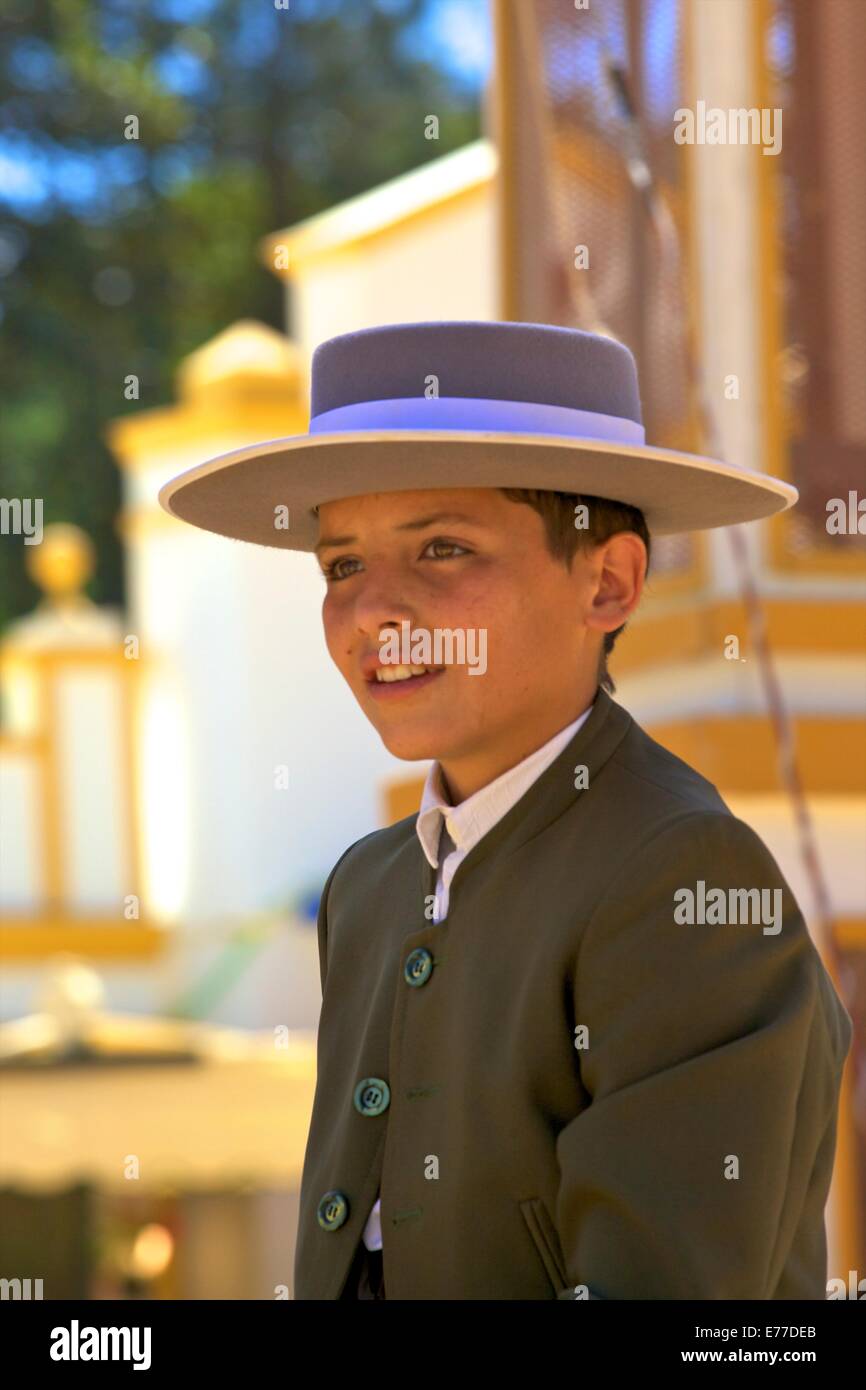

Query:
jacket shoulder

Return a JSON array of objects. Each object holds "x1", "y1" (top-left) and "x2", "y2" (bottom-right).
[
  {"x1": 606, "y1": 710, "x2": 733, "y2": 821},
  {"x1": 323, "y1": 811, "x2": 421, "y2": 900}
]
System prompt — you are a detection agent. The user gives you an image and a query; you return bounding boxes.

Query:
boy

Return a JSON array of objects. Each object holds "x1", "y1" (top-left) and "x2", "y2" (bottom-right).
[{"x1": 160, "y1": 320, "x2": 853, "y2": 1300}]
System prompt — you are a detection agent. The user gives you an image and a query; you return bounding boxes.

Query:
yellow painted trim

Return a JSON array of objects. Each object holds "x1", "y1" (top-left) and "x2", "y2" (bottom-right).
[
  {"x1": 835, "y1": 918, "x2": 866, "y2": 949},
  {"x1": 0, "y1": 922, "x2": 167, "y2": 960},
  {"x1": 823, "y1": 924, "x2": 865, "y2": 1277},
  {"x1": 640, "y1": 563, "x2": 702, "y2": 602},
  {"x1": 644, "y1": 713, "x2": 866, "y2": 794},
  {"x1": 106, "y1": 403, "x2": 308, "y2": 469},
  {"x1": 382, "y1": 774, "x2": 427, "y2": 828},
  {"x1": 833, "y1": 1053, "x2": 864, "y2": 1277},
  {"x1": 491, "y1": 0, "x2": 517, "y2": 321},
  {"x1": 0, "y1": 645, "x2": 148, "y2": 916},
  {"x1": 1, "y1": 646, "x2": 130, "y2": 669},
  {"x1": 615, "y1": 596, "x2": 866, "y2": 674},
  {"x1": 772, "y1": 534, "x2": 866, "y2": 578},
  {"x1": 678, "y1": 0, "x2": 708, "y2": 593},
  {"x1": 0, "y1": 733, "x2": 46, "y2": 756},
  {"x1": 115, "y1": 507, "x2": 203, "y2": 540},
  {"x1": 755, "y1": 0, "x2": 866, "y2": 578},
  {"x1": 0, "y1": 704, "x2": 52, "y2": 904},
  {"x1": 756, "y1": 0, "x2": 792, "y2": 574}
]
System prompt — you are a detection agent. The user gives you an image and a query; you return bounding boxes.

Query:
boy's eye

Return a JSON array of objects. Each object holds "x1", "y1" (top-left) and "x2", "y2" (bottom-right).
[
  {"x1": 320, "y1": 537, "x2": 470, "y2": 583},
  {"x1": 425, "y1": 538, "x2": 468, "y2": 561},
  {"x1": 320, "y1": 555, "x2": 360, "y2": 582}
]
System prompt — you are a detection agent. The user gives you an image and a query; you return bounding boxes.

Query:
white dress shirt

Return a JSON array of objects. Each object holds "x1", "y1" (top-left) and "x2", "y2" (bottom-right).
[{"x1": 360, "y1": 700, "x2": 595, "y2": 1252}]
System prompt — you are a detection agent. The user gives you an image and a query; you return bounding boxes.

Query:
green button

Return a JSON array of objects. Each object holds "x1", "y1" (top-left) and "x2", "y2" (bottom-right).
[
  {"x1": 404, "y1": 947, "x2": 434, "y2": 987},
  {"x1": 354, "y1": 1077, "x2": 390, "y2": 1116},
  {"x1": 316, "y1": 1190, "x2": 349, "y2": 1231}
]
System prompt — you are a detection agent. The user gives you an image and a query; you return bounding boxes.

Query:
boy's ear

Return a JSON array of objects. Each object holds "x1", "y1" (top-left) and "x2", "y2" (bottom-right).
[{"x1": 585, "y1": 532, "x2": 646, "y2": 634}]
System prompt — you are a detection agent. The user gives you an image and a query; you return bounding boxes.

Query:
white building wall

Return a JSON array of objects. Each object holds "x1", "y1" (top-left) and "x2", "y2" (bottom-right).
[{"x1": 286, "y1": 188, "x2": 498, "y2": 367}]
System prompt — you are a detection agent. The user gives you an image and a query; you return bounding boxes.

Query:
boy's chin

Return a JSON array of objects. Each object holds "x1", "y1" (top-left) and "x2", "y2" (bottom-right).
[{"x1": 376, "y1": 726, "x2": 445, "y2": 763}]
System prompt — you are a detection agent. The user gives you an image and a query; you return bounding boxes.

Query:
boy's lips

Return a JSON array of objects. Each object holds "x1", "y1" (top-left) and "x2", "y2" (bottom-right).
[
  {"x1": 364, "y1": 666, "x2": 446, "y2": 700},
  {"x1": 359, "y1": 653, "x2": 444, "y2": 680}
]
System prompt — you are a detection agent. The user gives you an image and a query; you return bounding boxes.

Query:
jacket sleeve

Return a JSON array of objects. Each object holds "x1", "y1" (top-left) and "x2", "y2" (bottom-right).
[
  {"x1": 315, "y1": 839, "x2": 362, "y2": 995},
  {"x1": 554, "y1": 810, "x2": 853, "y2": 1300}
]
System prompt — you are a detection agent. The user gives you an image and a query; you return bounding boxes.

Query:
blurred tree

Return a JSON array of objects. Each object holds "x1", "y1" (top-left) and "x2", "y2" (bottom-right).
[{"x1": 0, "y1": 0, "x2": 481, "y2": 628}]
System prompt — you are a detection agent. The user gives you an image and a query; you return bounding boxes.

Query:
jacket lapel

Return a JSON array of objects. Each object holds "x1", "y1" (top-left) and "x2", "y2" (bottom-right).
[{"x1": 417, "y1": 687, "x2": 633, "y2": 912}]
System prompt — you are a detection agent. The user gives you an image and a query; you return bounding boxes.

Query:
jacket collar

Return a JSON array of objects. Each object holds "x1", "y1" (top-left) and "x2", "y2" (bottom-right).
[
  {"x1": 415, "y1": 703, "x2": 594, "y2": 870},
  {"x1": 417, "y1": 686, "x2": 633, "y2": 912}
]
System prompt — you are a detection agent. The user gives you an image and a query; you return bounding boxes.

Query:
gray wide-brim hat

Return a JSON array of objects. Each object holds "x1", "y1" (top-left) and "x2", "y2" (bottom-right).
[{"x1": 157, "y1": 320, "x2": 798, "y2": 549}]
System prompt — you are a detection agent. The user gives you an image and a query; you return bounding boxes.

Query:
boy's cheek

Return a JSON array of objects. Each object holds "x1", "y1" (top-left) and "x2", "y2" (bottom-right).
[{"x1": 320, "y1": 618, "x2": 350, "y2": 674}]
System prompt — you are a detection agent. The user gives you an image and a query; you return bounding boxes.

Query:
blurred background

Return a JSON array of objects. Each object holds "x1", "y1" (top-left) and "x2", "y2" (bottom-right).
[{"x1": 0, "y1": 0, "x2": 863, "y2": 1299}]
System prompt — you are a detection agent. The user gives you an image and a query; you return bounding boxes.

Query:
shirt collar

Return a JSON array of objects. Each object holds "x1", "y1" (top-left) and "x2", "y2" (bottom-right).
[{"x1": 416, "y1": 702, "x2": 595, "y2": 870}]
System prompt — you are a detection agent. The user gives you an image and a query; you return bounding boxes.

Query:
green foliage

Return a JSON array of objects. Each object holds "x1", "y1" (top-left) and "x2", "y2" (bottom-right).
[{"x1": 0, "y1": 0, "x2": 481, "y2": 629}]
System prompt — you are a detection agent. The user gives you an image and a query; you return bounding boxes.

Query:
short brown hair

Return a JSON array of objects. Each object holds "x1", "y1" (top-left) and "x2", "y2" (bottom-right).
[{"x1": 499, "y1": 488, "x2": 651, "y2": 695}]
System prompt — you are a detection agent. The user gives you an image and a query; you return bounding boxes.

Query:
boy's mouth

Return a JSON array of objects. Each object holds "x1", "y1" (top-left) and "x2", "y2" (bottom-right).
[{"x1": 365, "y1": 664, "x2": 446, "y2": 699}]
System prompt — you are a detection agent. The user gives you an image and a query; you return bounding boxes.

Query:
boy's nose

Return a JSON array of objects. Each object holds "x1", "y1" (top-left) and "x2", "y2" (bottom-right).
[{"x1": 353, "y1": 599, "x2": 416, "y2": 641}]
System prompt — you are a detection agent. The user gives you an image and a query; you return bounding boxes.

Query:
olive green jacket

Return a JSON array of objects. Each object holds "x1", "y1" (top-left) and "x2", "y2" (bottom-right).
[{"x1": 293, "y1": 688, "x2": 853, "y2": 1299}]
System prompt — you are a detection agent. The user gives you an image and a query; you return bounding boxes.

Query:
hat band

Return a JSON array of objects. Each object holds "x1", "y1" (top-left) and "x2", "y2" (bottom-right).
[{"x1": 308, "y1": 396, "x2": 646, "y2": 445}]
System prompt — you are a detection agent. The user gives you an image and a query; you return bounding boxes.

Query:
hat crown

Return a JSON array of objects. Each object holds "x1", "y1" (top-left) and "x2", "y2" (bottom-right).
[{"x1": 310, "y1": 320, "x2": 643, "y2": 425}]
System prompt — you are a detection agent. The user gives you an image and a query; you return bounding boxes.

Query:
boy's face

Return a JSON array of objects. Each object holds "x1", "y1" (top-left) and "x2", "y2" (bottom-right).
[{"x1": 316, "y1": 486, "x2": 645, "y2": 801}]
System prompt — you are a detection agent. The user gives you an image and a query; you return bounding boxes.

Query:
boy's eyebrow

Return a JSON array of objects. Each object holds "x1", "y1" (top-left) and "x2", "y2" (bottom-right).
[{"x1": 314, "y1": 511, "x2": 485, "y2": 557}]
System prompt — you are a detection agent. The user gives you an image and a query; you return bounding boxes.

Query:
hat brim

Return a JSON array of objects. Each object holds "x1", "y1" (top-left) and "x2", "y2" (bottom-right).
[{"x1": 157, "y1": 430, "x2": 798, "y2": 550}]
